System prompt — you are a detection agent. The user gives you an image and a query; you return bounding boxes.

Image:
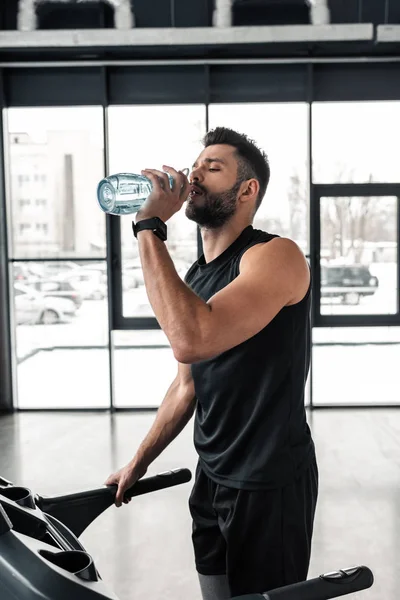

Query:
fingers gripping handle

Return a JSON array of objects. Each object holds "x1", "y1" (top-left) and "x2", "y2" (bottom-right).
[
  {"x1": 232, "y1": 566, "x2": 373, "y2": 600},
  {"x1": 110, "y1": 468, "x2": 192, "y2": 501}
]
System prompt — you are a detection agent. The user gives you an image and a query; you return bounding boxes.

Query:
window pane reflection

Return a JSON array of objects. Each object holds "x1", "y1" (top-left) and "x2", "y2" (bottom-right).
[
  {"x1": 208, "y1": 103, "x2": 309, "y2": 254},
  {"x1": 108, "y1": 105, "x2": 205, "y2": 318},
  {"x1": 6, "y1": 107, "x2": 106, "y2": 260}
]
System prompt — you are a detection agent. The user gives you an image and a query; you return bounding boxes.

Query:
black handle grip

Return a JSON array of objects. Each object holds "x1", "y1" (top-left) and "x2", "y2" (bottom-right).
[
  {"x1": 232, "y1": 566, "x2": 373, "y2": 600},
  {"x1": 35, "y1": 468, "x2": 192, "y2": 538},
  {"x1": 122, "y1": 468, "x2": 192, "y2": 500},
  {"x1": 261, "y1": 566, "x2": 373, "y2": 600}
]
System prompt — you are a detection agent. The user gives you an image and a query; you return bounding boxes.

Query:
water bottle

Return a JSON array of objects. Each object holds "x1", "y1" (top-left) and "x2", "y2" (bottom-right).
[{"x1": 97, "y1": 172, "x2": 176, "y2": 215}]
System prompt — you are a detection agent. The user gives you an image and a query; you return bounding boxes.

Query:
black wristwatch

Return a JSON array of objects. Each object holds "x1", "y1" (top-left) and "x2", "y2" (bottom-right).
[{"x1": 132, "y1": 217, "x2": 167, "y2": 242}]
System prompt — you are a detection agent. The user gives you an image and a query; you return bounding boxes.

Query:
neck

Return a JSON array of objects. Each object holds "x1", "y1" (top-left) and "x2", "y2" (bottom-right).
[{"x1": 200, "y1": 218, "x2": 252, "y2": 263}]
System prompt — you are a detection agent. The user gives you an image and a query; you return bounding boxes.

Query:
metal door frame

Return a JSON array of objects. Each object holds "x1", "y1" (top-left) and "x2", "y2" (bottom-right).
[{"x1": 310, "y1": 183, "x2": 400, "y2": 328}]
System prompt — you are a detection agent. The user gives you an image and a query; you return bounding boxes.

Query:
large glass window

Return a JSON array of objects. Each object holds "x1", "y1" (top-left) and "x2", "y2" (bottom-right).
[
  {"x1": 208, "y1": 103, "x2": 309, "y2": 254},
  {"x1": 6, "y1": 107, "x2": 106, "y2": 259},
  {"x1": 5, "y1": 107, "x2": 109, "y2": 409},
  {"x1": 312, "y1": 101, "x2": 400, "y2": 184},
  {"x1": 108, "y1": 105, "x2": 205, "y2": 319}
]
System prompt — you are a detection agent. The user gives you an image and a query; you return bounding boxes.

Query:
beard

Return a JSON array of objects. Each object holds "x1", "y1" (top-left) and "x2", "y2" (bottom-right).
[{"x1": 185, "y1": 180, "x2": 242, "y2": 229}]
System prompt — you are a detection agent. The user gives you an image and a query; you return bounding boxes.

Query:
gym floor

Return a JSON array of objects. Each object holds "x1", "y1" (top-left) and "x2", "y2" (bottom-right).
[{"x1": 0, "y1": 409, "x2": 398, "y2": 599}]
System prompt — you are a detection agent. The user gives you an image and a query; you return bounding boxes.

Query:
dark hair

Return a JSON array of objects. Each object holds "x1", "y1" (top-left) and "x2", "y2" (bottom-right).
[{"x1": 202, "y1": 127, "x2": 270, "y2": 211}]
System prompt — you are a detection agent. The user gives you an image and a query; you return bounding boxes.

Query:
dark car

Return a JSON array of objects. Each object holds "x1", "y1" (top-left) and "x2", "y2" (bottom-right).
[
  {"x1": 26, "y1": 278, "x2": 83, "y2": 309},
  {"x1": 321, "y1": 264, "x2": 379, "y2": 305}
]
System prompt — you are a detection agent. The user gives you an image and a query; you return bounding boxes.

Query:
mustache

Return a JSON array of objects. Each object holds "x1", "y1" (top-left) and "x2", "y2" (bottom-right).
[{"x1": 191, "y1": 182, "x2": 207, "y2": 194}]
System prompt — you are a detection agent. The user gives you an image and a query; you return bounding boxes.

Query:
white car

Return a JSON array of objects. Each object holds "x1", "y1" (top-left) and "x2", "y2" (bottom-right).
[
  {"x1": 60, "y1": 268, "x2": 107, "y2": 300},
  {"x1": 14, "y1": 283, "x2": 77, "y2": 325}
]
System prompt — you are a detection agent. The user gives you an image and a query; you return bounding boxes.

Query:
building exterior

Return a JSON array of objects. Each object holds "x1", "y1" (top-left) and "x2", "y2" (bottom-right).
[{"x1": 8, "y1": 129, "x2": 105, "y2": 258}]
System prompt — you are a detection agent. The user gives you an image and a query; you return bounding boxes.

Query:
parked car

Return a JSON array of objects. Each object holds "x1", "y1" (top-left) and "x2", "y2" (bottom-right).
[
  {"x1": 39, "y1": 261, "x2": 81, "y2": 278},
  {"x1": 60, "y1": 268, "x2": 107, "y2": 300},
  {"x1": 13, "y1": 262, "x2": 80, "y2": 283},
  {"x1": 13, "y1": 264, "x2": 29, "y2": 282},
  {"x1": 25, "y1": 278, "x2": 83, "y2": 310},
  {"x1": 14, "y1": 283, "x2": 77, "y2": 325},
  {"x1": 321, "y1": 264, "x2": 379, "y2": 305},
  {"x1": 13, "y1": 263, "x2": 41, "y2": 282},
  {"x1": 123, "y1": 257, "x2": 191, "y2": 289}
]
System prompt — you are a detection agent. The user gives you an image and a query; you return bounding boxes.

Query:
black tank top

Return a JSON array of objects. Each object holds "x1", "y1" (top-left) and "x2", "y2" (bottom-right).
[{"x1": 184, "y1": 225, "x2": 315, "y2": 490}]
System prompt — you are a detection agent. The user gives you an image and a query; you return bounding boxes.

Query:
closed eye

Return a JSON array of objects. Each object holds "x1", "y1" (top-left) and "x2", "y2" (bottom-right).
[{"x1": 209, "y1": 169, "x2": 220, "y2": 172}]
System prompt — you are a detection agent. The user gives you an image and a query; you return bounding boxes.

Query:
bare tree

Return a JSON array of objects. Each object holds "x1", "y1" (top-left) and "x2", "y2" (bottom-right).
[
  {"x1": 282, "y1": 164, "x2": 396, "y2": 262},
  {"x1": 256, "y1": 215, "x2": 288, "y2": 237},
  {"x1": 320, "y1": 173, "x2": 395, "y2": 262}
]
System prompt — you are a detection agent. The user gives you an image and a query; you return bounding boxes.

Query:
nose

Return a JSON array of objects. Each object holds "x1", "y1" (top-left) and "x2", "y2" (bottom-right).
[{"x1": 190, "y1": 165, "x2": 203, "y2": 183}]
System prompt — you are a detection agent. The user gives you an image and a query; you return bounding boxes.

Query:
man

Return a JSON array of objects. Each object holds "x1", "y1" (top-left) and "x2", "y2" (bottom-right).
[{"x1": 105, "y1": 127, "x2": 318, "y2": 599}]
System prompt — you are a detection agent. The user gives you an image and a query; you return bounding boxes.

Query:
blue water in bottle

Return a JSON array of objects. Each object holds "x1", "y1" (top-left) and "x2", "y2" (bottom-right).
[{"x1": 97, "y1": 172, "x2": 175, "y2": 215}]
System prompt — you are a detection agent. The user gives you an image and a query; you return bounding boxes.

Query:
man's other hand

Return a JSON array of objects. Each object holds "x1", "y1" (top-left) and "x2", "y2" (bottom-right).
[{"x1": 105, "y1": 460, "x2": 148, "y2": 508}]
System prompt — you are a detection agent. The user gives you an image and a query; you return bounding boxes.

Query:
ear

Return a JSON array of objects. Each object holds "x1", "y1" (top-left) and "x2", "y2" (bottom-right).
[{"x1": 239, "y1": 178, "x2": 259, "y2": 204}]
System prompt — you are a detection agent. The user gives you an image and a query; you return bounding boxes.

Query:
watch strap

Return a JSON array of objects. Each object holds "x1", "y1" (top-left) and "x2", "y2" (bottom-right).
[{"x1": 132, "y1": 217, "x2": 167, "y2": 241}]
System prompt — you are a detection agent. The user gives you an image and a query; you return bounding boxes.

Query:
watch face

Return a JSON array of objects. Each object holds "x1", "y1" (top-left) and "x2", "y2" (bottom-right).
[
  {"x1": 153, "y1": 218, "x2": 167, "y2": 241},
  {"x1": 155, "y1": 218, "x2": 167, "y2": 234}
]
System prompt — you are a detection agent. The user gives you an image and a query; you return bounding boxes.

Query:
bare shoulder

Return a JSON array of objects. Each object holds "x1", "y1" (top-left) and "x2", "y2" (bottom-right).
[
  {"x1": 240, "y1": 236, "x2": 307, "y2": 267},
  {"x1": 240, "y1": 237, "x2": 310, "y2": 305}
]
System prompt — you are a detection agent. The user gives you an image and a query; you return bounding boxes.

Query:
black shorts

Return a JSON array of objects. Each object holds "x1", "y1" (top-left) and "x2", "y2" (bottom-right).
[{"x1": 188, "y1": 457, "x2": 318, "y2": 597}]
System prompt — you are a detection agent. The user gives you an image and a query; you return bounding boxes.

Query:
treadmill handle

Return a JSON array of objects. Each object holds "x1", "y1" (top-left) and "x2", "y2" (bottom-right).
[
  {"x1": 35, "y1": 468, "x2": 192, "y2": 538},
  {"x1": 120, "y1": 468, "x2": 192, "y2": 500},
  {"x1": 232, "y1": 566, "x2": 374, "y2": 600}
]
